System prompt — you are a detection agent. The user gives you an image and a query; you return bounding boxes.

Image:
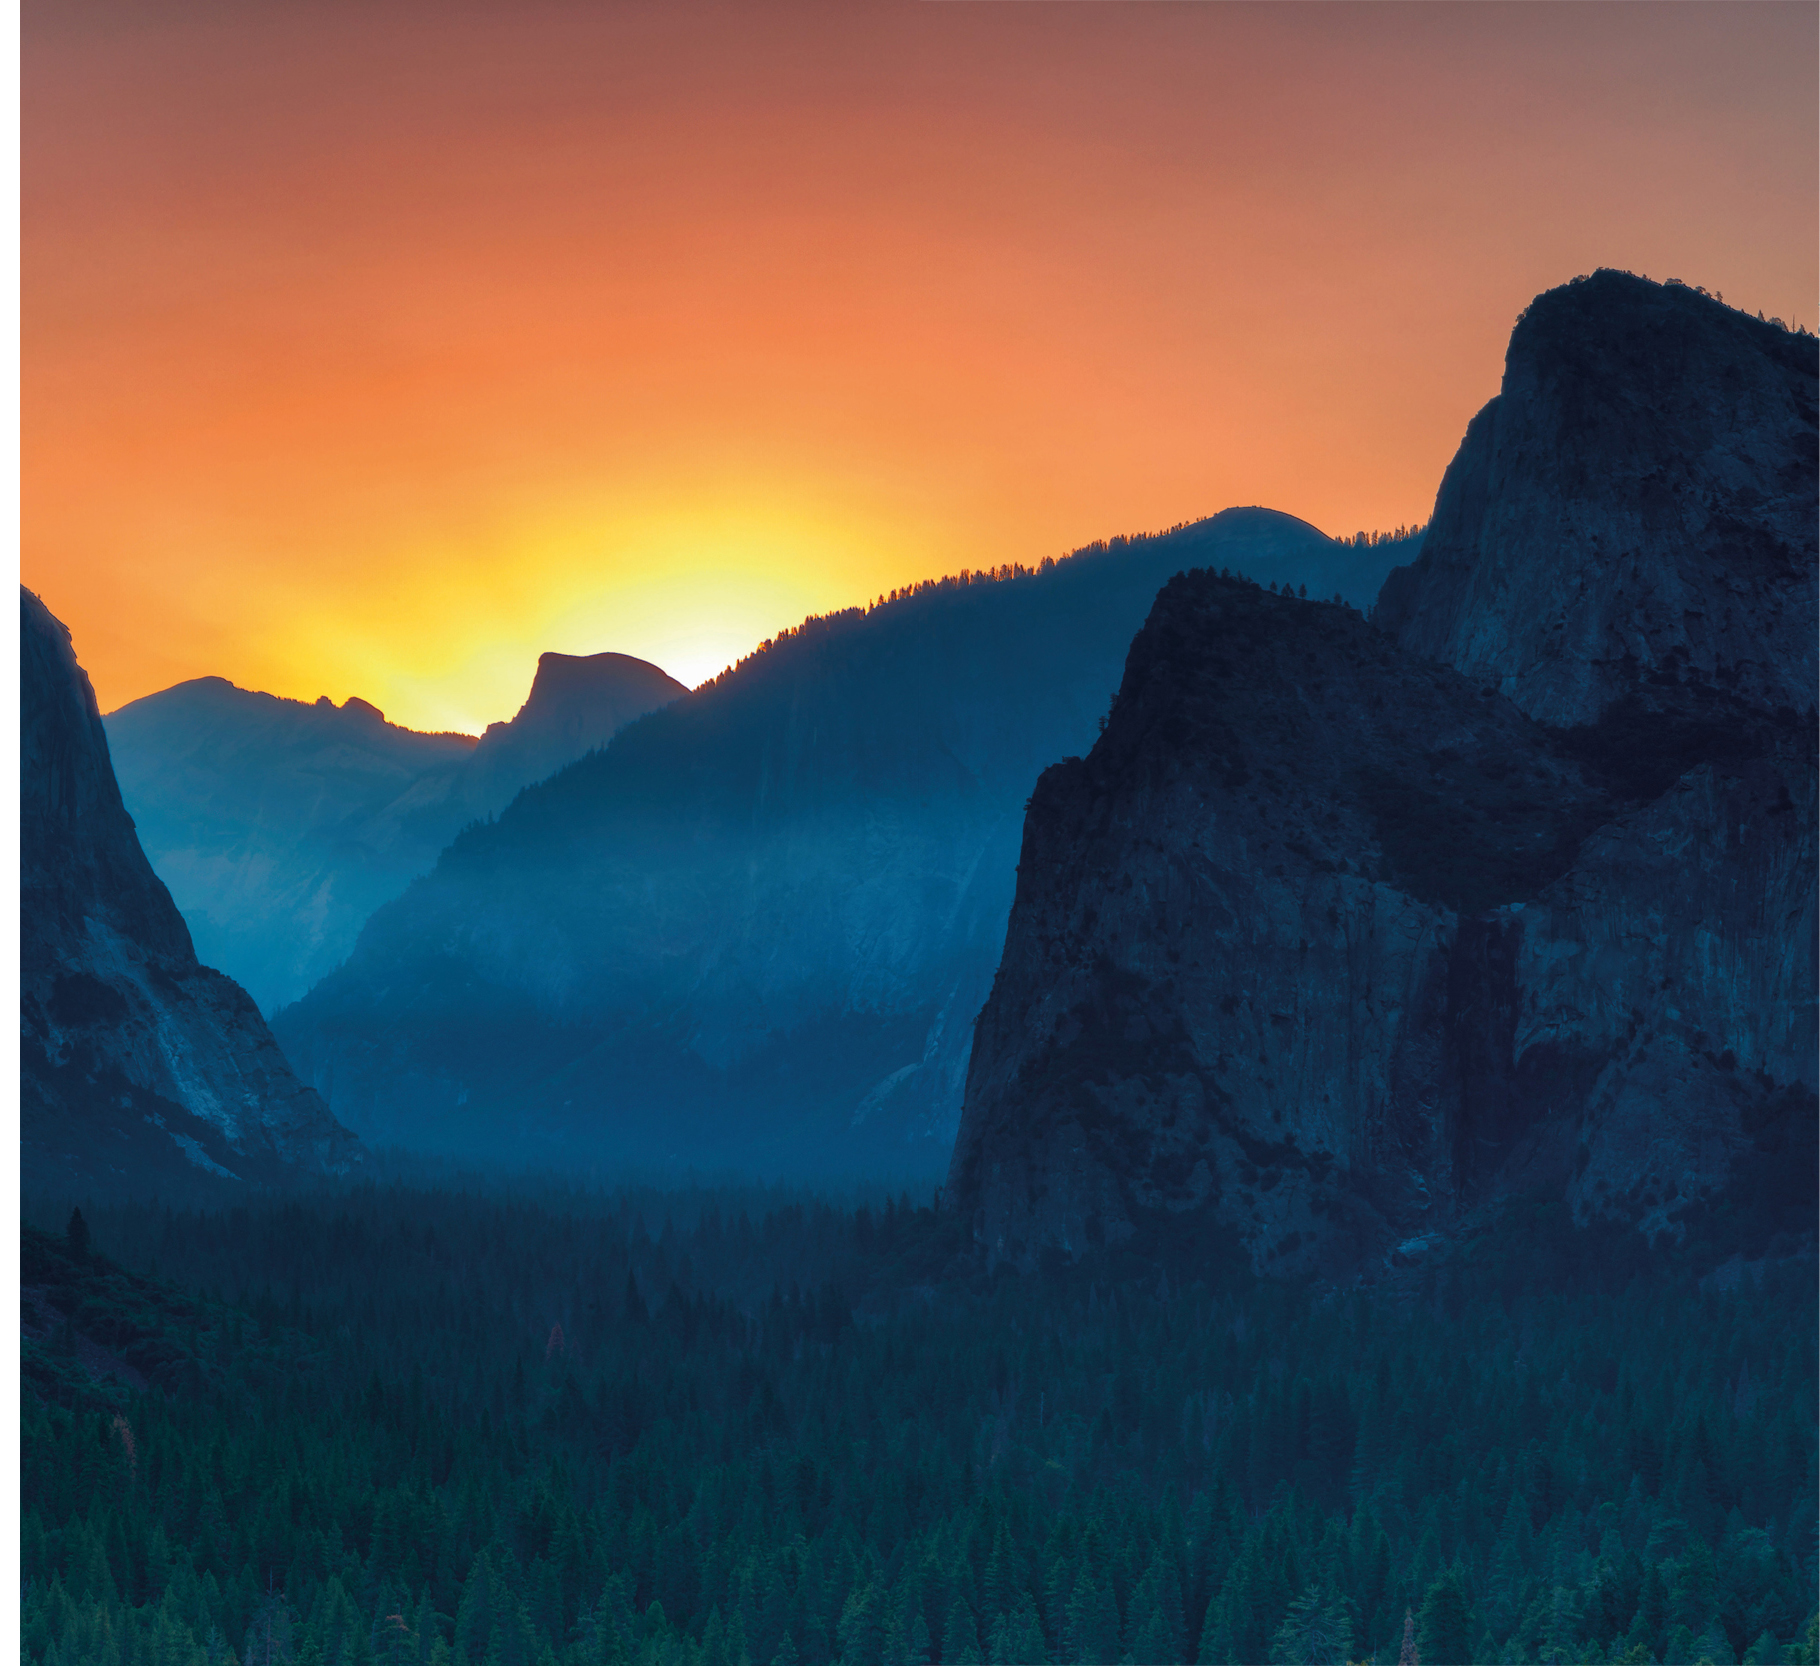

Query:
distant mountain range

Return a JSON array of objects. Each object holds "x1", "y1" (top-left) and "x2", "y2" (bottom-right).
[
  {"x1": 105, "y1": 651, "x2": 685, "y2": 1012},
  {"x1": 21, "y1": 588, "x2": 359, "y2": 1199},
  {"x1": 950, "y1": 272, "x2": 1817, "y2": 1273},
  {"x1": 270, "y1": 509, "x2": 1417, "y2": 1175}
]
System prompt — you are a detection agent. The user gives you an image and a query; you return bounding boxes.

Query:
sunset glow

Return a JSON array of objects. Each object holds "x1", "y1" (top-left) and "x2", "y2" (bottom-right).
[{"x1": 25, "y1": 0, "x2": 1817, "y2": 733}]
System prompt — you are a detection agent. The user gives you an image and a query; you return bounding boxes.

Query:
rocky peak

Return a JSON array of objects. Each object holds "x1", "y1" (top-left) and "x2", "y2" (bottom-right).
[
  {"x1": 1375, "y1": 270, "x2": 1817, "y2": 728},
  {"x1": 460, "y1": 650, "x2": 687, "y2": 817},
  {"x1": 515, "y1": 649, "x2": 684, "y2": 727}
]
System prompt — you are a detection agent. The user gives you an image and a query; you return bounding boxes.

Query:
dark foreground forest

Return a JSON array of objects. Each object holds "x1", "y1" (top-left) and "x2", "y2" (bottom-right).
[{"x1": 19, "y1": 1182, "x2": 1818, "y2": 1666}]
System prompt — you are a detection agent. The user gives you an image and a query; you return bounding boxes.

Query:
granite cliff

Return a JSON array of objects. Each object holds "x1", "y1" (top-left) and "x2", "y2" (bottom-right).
[
  {"x1": 951, "y1": 274, "x2": 1816, "y2": 1272},
  {"x1": 458, "y1": 650, "x2": 688, "y2": 818},
  {"x1": 21, "y1": 589, "x2": 360, "y2": 1198},
  {"x1": 1376, "y1": 270, "x2": 1816, "y2": 728},
  {"x1": 105, "y1": 650, "x2": 684, "y2": 1012}
]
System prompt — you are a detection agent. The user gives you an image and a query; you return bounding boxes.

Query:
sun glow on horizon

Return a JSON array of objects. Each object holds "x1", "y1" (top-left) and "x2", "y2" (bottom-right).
[
  {"x1": 27, "y1": 1, "x2": 1816, "y2": 736},
  {"x1": 175, "y1": 483, "x2": 968, "y2": 736},
  {"x1": 91, "y1": 484, "x2": 1421, "y2": 736}
]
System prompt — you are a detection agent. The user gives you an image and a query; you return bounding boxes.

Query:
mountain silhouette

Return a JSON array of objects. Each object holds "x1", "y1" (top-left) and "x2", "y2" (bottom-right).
[
  {"x1": 458, "y1": 651, "x2": 690, "y2": 819},
  {"x1": 272, "y1": 510, "x2": 1417, "y2": 1176},
  {"x1": 104, "y1": 652, "x2": 685, "y2": 1012}
]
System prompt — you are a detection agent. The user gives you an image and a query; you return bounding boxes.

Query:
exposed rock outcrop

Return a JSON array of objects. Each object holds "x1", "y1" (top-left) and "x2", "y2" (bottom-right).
[
  {"x1": 1514, "y1": 747, "x2": 1815, "y2": 1247},
  {"x1": 951, "y1": 275, "x2": 1816, "y2": 1271},
  {"x1": 457, "y1": 651, "x2": 688, "y2": 819},
  {"x1": 1375, "y1": 270, "x2": 1816, "y2": 727},
  {"x1": 949, "y1": 575, "x2": 1608, "y2": 1270},
  {"x1": 22, "y1": 588, "x2": 360, "y2": 1198}
]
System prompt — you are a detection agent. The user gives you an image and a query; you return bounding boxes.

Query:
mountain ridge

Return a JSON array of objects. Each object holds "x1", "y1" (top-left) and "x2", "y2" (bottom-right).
[
  {"x1": 104, "y1": 649, "x2": 685, "y2": 1012},
  {"x1": 273, "y1": 508, "x2": 1420, "y2": 1175}
]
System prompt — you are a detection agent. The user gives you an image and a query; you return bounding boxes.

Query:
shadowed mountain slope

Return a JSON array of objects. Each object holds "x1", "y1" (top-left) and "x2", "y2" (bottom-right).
[
  {"x1": 21, "y1": 588, "x2": 359, "y2": 1199},
  {"x1": 105, "y1": 652, "x2": 685, "y2": 1012},
  {"x1": 951, "y1": 275, "x2": 1817, "y2": 1272},
  {"x1": 272, "y1": 509, "x2": 1416, "y2": 1177}
]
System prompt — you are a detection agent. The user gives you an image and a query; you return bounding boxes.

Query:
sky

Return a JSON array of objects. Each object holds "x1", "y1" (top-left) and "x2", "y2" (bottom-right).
[{"x1": 23, "y1": 0, "x2": 1817, "y2": 735}]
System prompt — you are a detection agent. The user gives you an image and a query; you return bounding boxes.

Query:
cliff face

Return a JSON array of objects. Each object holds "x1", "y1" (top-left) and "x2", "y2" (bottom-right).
[
  {"x1": 1375, "y1": 271, "x2": 1817, "y2": 728},
  {"x1": 952, "y1": 276, "x2": 1816, "y2": 1271},
  {"x1": 949, "y1": 575, "x2": 1617, "y2": 1271},
  {"x1": 22, "y1": 589, "x2": 359, "y2": 1197},
  {"x1": 104, "y1": 652, "x2": 682, "y2": 1013},
  {"x1": 272, "y1": 511, "x2": 1414, "y2": 1178},
  {"x1": 458, "y1": 652, "x2": 688, "y2": 819},
  {"x1": 1517, "y1": 750, "x2": 1815, "y2": 1244}
]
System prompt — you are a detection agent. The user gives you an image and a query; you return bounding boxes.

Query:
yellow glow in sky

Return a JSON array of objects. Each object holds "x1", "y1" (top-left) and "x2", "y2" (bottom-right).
[
  {"x1": 249, "y1": 482, "x2": 946, "y2": 734},
  {"x1": 24, "y1": 1, "x2": 1817, "y2": 733}
]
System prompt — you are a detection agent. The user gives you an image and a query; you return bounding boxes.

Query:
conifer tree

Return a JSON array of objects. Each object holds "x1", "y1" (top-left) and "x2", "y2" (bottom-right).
[
  {"x1": 1415, "y1": 1574, "x2": 1473, "y2": 1666},
  {"x1": 1065, "y1": 1565, "x2": 1120, "y2": 1666},
  {"x1": 944, "y1": 1596, "x2": 984, "y2": 1666},
  {"x1": 1269, "y1": 1586, "x2": 1352, "y2": 1666},
  {"x1": 991, "y1": 1595, "x2": 1047, "y2": 1666}
]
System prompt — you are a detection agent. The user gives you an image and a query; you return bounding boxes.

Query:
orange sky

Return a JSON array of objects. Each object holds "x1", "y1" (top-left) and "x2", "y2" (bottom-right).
[{"x1": 24, "y1": 0, "x2": 1817, "y2": 734}]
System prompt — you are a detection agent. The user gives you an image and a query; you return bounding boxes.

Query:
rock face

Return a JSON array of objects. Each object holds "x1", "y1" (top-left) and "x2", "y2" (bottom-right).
[
  {"x1": 104, "y1": 652, "x2": 684, "y2": 1013},
  {"x1": 950, "y1": 274, "x2": 1816, "y2": 1271},
  {"x1": 1375, "y1": 270, "x2": 1817, "y2": 727},
  {"x1": 272, "y1": 510, "x2": 1417, "y2": 1177},
  {"x1": 21, "y1": 588, "x2": 360, "y2": 1198},
  {"x1": 458, "y1": 651, "x2": 688, "y2": 819},
  {"x1": 1516, "y1": 750, "x2": 1813, "y2": 1247}
]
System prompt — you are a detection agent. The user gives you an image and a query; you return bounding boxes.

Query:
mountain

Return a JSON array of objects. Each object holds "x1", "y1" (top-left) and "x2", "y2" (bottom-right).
[
  {"x1": 103, "y1": 683, "x2": 476, "y2": 1015},
  {"x1": 104, "y1": 652, "x2": 685, "y2": 1013},
  {"x1": 21, "y1": 588, "x2": 360, "y2": 1200},
  {"x1": 1376, "y1": 270, "x2": 1817, "y2": 727},
  {"x1": 948, "y1": 272, "x2": 1817, "y2": 1273},
  {"x1": 458, "y1": 651, "x2": 690, "y2": 818},
  {"x1": 272, "y1": 509, "x2": 1419, "y2": 1176}
]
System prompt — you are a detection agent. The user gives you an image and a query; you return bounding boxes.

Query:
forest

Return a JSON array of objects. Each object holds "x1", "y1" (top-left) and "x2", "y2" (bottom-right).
[{"x1": 18, "y1": 1180, "x2": 1817, "y2": 1666}]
